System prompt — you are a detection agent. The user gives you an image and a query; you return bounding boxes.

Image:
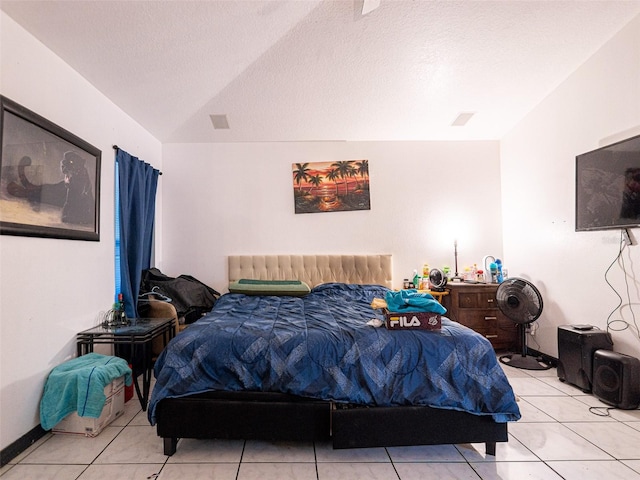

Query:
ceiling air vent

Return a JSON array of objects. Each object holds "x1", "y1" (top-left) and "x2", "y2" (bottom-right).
[
  {"x1": 210, "y1": 114, "x2": 230, "y2": 130},
  {"x1": 451, "y1": 112, "x2": 475, "y2": 127}
]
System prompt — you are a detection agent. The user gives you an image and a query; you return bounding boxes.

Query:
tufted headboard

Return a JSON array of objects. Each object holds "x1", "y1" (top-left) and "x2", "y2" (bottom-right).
[{"x1": 228, "y1": 254, "x2": 392, "y2": 289}]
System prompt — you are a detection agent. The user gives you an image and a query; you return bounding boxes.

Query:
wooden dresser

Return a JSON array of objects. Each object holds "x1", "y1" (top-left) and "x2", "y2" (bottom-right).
[{"x1": 443, "y1": 282, "x2": 518, "y2": 351}]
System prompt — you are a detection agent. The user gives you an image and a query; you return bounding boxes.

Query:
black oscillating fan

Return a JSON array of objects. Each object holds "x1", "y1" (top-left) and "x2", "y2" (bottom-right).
[
  {"x1": 497, "y1": 278, "x2": 551, "y2": 370},
  {"x1": 428, "y1": 268, "x2": 448, "y2": 292}
]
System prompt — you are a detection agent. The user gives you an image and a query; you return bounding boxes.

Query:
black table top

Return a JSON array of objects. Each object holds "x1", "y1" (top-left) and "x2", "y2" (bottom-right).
[{"x1": 77, "y1": 317, "x2": 173, "y2": 337}]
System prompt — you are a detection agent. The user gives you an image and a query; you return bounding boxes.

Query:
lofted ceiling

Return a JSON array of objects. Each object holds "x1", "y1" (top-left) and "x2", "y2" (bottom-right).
[{"x1": 2, "y1": 0, "x2": 640, "y2": 143}]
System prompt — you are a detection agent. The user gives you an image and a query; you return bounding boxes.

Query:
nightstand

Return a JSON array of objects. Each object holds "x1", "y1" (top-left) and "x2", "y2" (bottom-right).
[{"x1": 76, "y1": 318, "x2": 175, "y2": 410}]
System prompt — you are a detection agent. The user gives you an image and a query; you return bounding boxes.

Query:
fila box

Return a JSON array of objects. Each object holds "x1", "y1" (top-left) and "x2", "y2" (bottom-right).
[
  {"x1": 384, "y1": 311, "x2": 441, "y2": 330},
  {"x1": 52, "y1": 376, "x2": 125, "y2": 437}
]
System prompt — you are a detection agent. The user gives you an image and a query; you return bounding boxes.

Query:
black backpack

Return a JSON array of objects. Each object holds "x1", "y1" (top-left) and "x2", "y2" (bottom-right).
[{"x1": 138, "y1": 268, "x2": 221, "y2": 324}]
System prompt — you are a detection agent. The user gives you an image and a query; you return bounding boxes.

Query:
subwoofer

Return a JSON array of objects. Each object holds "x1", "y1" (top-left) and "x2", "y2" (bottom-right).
[
  {"x1": 557, "y1": 325, "x2": 613, "y2": 392},
  {"x1": 592, "y1": 349, "x2": 640, "y2": 410}
]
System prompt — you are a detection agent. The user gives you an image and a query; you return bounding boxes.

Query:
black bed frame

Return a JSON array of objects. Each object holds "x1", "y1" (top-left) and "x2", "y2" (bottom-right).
[{"x1": 156, "y1": 390, "x2": 508, "y2": 456}]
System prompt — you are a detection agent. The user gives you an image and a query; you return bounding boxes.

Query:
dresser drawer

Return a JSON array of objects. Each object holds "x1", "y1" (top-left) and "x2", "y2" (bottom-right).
[
  {"x1": 457, "y1": 292, "x2": 497, "y2": 309},
  {"x1": 458, "y1": 312, "x2": 518, "y2": 344},
  {"x1": 444, "y1": 283, "x2": 519, "y2": 351},
  {"x1": 457, "y1": 309, "x2": 501, "y2": 329},
  {"x1": 496, "y1": 319, "x2": 519, "y2": 343},
  {"x1": 462, "y1": 325, "x2": 498, "y2": 340}
]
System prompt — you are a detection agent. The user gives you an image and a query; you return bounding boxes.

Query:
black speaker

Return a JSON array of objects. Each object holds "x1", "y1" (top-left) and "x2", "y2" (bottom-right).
[
  {"x1": 592, "y1": 350, "x2": 640, "y2": 409},
  {"x1": 557, "y1": 325, "x2": 613, "y2": 392}
]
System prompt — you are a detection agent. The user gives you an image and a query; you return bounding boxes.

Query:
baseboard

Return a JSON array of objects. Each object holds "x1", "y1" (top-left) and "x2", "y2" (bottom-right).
[{"x1": 0, "y1": 424, "x2": 47, "y2": 467}]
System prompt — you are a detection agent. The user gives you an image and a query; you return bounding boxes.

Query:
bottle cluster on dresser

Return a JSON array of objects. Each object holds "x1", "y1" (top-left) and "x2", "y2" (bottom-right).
[
  {"x1": 403, "y1": 258, "x2": 508, "y2": 290},
  {"x1": 460, "y1": 259, "x2": 507, "y2": 284},
  {"x1": 403, "y1": 264, "x2": 435, "y2": 290}
]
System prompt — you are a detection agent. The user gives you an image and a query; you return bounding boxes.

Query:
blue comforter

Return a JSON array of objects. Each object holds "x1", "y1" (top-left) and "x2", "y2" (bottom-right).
[{"x1": 148, "y1": 283, "x2": 520, "y2": 424}]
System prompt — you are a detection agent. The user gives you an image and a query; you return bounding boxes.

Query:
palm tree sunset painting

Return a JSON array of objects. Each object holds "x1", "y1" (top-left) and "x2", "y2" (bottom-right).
[{"x1": 292, "y1": 160, "x2": 371, "y2": 214}]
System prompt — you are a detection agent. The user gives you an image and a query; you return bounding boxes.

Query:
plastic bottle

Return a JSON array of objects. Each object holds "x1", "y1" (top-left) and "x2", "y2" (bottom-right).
[
  {"x1": 495, "y1": 259, "x2": 504, "y2": 283},
  {"x1": 489, "y1": 262, "x2": 498, "y2": 283},
  {"x1": 422, "y1": 264, "x2": 430, "y2": 277},
  {"x1": 412, "y1": 270, "x2": 420, "y2": 290},
  {"x1": 117, "y1": 293, "x2": 126, "y2": 324},
  {"x1": 442, "y1": 266, "x2": 451, "y2": 279},
  {"x1": 463, "y1": 266, "x2": 471, "y2": 281}
]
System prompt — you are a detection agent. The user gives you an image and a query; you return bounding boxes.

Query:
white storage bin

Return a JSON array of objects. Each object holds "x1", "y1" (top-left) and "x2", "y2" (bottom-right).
[{"x1": 52, "y1": 376, "x2": 125, "y2": 437}]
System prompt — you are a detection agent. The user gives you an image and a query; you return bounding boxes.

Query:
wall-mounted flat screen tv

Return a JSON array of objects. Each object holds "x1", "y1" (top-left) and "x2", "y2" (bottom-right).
[{"x1": 576, "y1": 134, "x2": 640, "y2": 232}]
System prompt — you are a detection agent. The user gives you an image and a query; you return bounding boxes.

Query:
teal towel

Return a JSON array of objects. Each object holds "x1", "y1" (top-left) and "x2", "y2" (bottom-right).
[
  {"x1": 385, "y1": 289, "x2": 447, "y2": 315},
  {"x1": 40, "y1": 353, "x2": 132, "y2": 430}
]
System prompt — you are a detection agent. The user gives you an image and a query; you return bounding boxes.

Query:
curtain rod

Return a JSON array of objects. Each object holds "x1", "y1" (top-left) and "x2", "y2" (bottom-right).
[{"x1": 112, "y1": 145, "x2": 162, "y2": 175}]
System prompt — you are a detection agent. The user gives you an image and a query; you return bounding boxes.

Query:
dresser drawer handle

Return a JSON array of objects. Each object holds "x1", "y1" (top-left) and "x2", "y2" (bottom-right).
[
  {"x1": 484, "y1": 316, "x2": 497, "y2": 321},
  {"x1": 487, "y1": 299, "x2": 494, "y2": 303},
  {"x1": 485, "y1": 335, "x2": 498, "y2": 339}
]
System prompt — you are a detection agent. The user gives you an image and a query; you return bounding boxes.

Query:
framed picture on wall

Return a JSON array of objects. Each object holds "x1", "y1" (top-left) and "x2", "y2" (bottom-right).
[
  {"x1": 0, "y1": 95, "x2": 101, "y2": 241},
  {"x1": 292, "y1": 160, "x2": 371, "y2": 214}
]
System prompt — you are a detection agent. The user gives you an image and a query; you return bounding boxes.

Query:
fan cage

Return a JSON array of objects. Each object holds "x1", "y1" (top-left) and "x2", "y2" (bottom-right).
[
  {"x1": 497, "y1": 277, "x2": 551, "y2": 370},
  {"x1": 496, "y1": 278, "x2": 543, "y2": 324},
  {"x1": 428, "y1": 268, "x2": 447, "y2": 290}
]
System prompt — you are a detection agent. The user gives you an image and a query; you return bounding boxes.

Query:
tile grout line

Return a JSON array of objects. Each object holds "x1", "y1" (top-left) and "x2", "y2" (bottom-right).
[
  {"x1": 384, "y1": 447, "x2": 402, "y2": 480},
  {"x1": 235, "y1": 439, "x2": 246, "y2": 480}
]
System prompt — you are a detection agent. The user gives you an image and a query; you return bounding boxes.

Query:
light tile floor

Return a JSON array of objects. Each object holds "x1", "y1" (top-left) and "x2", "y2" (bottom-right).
[{"x1": 2, "y1": 362, "x2": 640, "y2": 479}]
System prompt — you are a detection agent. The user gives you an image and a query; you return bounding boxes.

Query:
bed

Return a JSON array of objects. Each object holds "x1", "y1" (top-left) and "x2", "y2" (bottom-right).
[{"x1": 149, "y1": 254, "x2": 520, "y2": 456}]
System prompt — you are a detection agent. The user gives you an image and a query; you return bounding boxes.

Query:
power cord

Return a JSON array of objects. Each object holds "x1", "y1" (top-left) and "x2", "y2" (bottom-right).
[
  {"x1": 526, "y1": 322, "x2": 541, "y2": 351},
  {"x1": 604, "y1": 230, "x2": 640, "y2": 342},
  {"x1": 589, "y1": 406, "x2": 617, "y2": 417},
  {"x1": 589, "y1": 404, "x2": 640, "y2": 417}
]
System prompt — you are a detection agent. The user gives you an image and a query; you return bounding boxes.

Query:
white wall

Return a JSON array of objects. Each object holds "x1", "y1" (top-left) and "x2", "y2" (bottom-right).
[
  {"x1": 501, "y1": 14, "x2": 640, "y2": 359},
  {"x1": 0, "y1": 13, "x2": 162, "y2": 450},
  {"x1": 161, "y1": 141, "x2": 504, "y2": 295}
]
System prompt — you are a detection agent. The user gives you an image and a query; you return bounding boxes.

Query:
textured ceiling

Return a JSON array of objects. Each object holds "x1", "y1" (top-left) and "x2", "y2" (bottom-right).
[{"x1": 2, "y1": 0, "x2": 640, "y2": 143}]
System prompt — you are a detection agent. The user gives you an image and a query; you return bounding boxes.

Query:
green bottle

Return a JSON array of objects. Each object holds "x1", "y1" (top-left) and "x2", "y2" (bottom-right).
[{"x1": 117, "y1": 293, "x2": 126, "y2": 324}]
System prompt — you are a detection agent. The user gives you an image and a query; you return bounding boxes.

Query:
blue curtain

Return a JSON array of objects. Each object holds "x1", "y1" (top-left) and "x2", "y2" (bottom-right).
[{"x1": 116, "y1": 148, "x2": 159, "y2": 318}]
